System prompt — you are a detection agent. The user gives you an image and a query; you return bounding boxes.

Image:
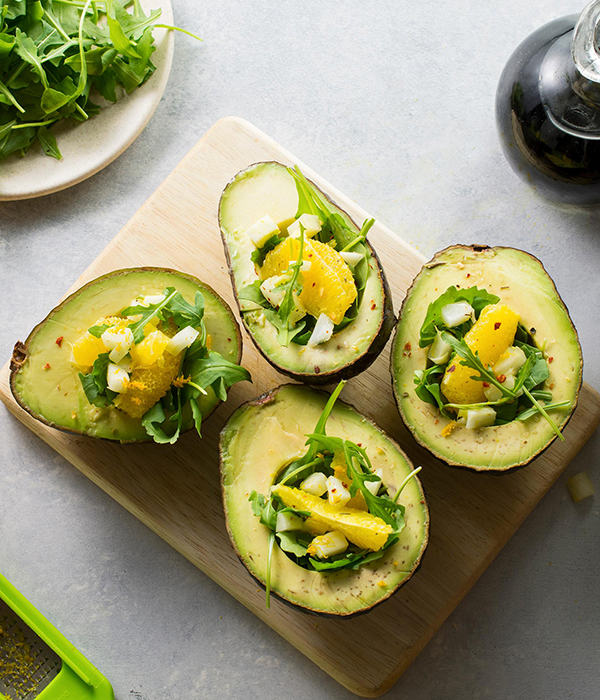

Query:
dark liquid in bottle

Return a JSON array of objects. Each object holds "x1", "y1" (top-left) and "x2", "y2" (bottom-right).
[{"x1": 496, "y1": 15, "x2": 600, "y2": 205}]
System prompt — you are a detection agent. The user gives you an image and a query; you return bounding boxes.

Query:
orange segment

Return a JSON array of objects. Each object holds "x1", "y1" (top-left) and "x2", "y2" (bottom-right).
[
  {"x1": 114, "y1": 350, "x2": 182, "y2": 419},
  {"x1": 130, "y1": 330, "x2": 170, "y2": 368},
  {"x1": 261, "y1": 238, "x2": 357, "y2": 325},
  {"x1": 272, "y1": 484, "x2": 391, "y2": 551},
  {"x1": 70, "y1": 316, "x2": 128, "y2": 367},
  {"x1": 441, "y1": 303, "x2": 520, "y2": 404}
]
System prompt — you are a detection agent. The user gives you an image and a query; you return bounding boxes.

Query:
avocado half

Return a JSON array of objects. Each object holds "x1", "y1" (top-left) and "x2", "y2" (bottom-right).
[
  {"x1": 10, "y1": 268, "x2": 242, "y2": 442},
  {"x1": 219, "y1": 384, "x2": 429, "y2": 616},
  {"x1": 391, "y1": 245, "x2": 583, "y2": 471},
  {"x1": 218, "y1": 161, "x2": 395, "y2": 384}
]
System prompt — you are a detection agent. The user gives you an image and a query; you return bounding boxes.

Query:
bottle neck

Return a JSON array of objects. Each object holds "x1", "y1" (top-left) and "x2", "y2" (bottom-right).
[{"x1": 540, "y1": 0, "x2": 600, "y2": 137}]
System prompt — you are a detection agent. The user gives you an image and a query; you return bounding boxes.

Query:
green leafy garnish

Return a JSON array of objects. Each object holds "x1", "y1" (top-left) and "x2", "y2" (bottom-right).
[
  {"x1": 77, "y1": 287, "x2": 250, "y2": 443},
  {"x1": 250, "y1": 233, "x2": 284, "y2": 266},
  {"x1": 0, "y1": 0, "x2": 199, "y2": 161},
  {"x1": 78, "y1": 352, "x2": 115, "y2": 407}
]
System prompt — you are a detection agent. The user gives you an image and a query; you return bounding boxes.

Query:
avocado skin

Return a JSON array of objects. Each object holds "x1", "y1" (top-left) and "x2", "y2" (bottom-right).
[
  {"x1": 219, "y1": 384, "x2": 429, "y2": 617},
  {"x1": 391, "y1": 245, "x2": 583, "y2": 472},
  {"x1": 218, "y1": 162, "x2": 395, "y2": 384},
  {"x1": 10, "y1": 267, "x2": 243, "y2": 443}
]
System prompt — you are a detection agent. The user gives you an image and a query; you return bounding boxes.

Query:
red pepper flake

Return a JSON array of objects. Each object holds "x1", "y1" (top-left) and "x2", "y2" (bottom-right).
[
  {"x1": 342, "y1": 482, "x2": 349, "y2": 489},
  {"x1": 482, "y1": 382, "x2": 490, "y2": 388},
  {"x1": 371, "y1": 303, "x2": 376, "y2": 310},
  {"x1": 497, "y1": 374, "x2": 507, "y2": 383},
  {"x1": 314, "y1": 366, "x2": 321, "y2": 374},
  {"x1": 227, "y1": 338, "x2": 231, "y2": 342},
  {"x1": 548, "y1": 356, "x2": 554, "y2": 363},
  {"x1": 434, "y1": 418, "x2": 439, "y2": 425},
  {"x1": 404, "y1": 342, "x2": 412, "y2": 352},
  {"x1": 466, "y1": 273, "x2": 471, "y2": 278},
  {"x1": 42, "y1": 363, "x2": 51, "y2": 370},
  {"x1": 55, "y1": 336, "x2": 64, "y2": 347},
  {"x1": 331, "y1": 488, "x2": 337, "y2": 493},
  {"x1": 549, "y1": 382, "x2": 555, "y2": 390},
  {"x1": 447, "y1": 365, "x2": 456, "y2": 373},
  {"x1": 357, "y1": 443, "x2": 362, "y2": 447},
  {"x1": 494, "y1": 322, "x2": 501, "y2": 330}
]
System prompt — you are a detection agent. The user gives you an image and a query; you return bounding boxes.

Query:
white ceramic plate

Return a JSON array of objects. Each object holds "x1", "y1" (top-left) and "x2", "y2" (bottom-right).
[{"x1": 0, "y1": 0, "x2": 174, "y2": 201}]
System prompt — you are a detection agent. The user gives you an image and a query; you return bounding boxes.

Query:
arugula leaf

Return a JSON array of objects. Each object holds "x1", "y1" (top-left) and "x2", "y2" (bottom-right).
[
  {"x1": 420, "y1": 286, "x2": 500, "y2": 348},
  {"x1": 250, "y1": 233, "x2": 284, "y2": 266},
  {"x1": 181, "y1": 350, "x2": 251, "y2": 405},
  {"x1": 516, "y1": 340, "x2": 550, "y2": 390},
  {"x1": 87, "y1": 323, "x2": 110, "y2": 338},
  {"x1": 141, "y1": 402, "x2": 180, "y2": 444},
  {"x1": 413, "y1": 365, "x2": 448, "y2": 414},
  {"x1": 276, "y1": 531, "x2": 309, "y2": 558},
  {"x1": 0, "y1": 0, "x2": 198, "y2": 162},
  {"x1": 238, "y1": 280, "x2": 273, "y2": 310},
  {"x1": 78, "y1": 353, "x2": 113, "y2": 407}
]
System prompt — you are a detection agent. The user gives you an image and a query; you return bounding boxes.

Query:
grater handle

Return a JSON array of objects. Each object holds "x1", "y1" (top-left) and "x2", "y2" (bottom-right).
[{"x1": 37, "y1": 664, "x2": 114, "y2": 700}]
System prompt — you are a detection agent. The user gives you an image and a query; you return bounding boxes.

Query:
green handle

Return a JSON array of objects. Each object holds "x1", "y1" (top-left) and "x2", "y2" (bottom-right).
[{"x1": 0, "y1": 572, "x2": 114, "y2": 700}]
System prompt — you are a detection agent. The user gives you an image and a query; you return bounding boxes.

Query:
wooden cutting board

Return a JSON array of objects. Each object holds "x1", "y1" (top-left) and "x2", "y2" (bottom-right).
[{"x1": 1, "y1": 117, "x2": 599, "y2": 698}]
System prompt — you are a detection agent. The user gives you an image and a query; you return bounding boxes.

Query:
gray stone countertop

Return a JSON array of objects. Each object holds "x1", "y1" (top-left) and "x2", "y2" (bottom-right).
[{"x1": 1, "y1": 1, "x2": 599, "y2": 698}]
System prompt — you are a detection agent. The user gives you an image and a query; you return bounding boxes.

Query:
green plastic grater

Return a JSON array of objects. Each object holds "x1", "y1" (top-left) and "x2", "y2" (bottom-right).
[{"x1": 0, "y1": 572, "x2": 113, "y2": 700}]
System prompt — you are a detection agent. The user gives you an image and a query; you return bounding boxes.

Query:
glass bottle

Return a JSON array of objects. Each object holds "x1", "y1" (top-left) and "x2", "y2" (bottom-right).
[{"x1": 496, "y1": 0, "x2": 600, "y2": 204}]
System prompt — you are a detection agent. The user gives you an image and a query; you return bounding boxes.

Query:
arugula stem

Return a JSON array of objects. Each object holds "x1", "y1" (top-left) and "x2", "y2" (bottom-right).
[
  {"x1": 278, "y1": 458, "x2": 323, "y2": 486},
  {"x1": 155, "y1": 24, "x2": 203, "y2": 41},
  {"x1": 340, "y1": 218, "x2": 374, "y2": 252},
  {"x1": 393, "y1": 467, "x2": 422, "y2": 503},
  {"x1": 521, "y1": 387, "x2": 565, "y2": 440},
  {"x1": 266, "y1": 531, "x2": 275, "y2": 609},
  {"x1": 11, "y1": 120, "x2": 57, "y2": 130},
  {"x1": 516, "y1": 399, "x2": 570, "y2": 422},
  {"x1": 0, "y1": 80, "x2": 25, "y2": 113},
  {"x1": 187, "y1": 381, "x2": 208, "y2": 396}
]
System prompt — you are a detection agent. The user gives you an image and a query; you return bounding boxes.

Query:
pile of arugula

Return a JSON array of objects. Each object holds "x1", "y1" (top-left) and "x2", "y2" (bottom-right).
[
  {"x1": 414, "y1": 286, "x2": 570, "y2": 438},
  {"x1": 248, "y1": 381, "x2": 421, "y2": 608},
  {"x1": 239, "y1": 165, "x2": 374, "y2": 348},
  {"x1": 0, "y1": 0, "x2": 198, "y2": 161},
  {"x1": 78, "y1": 286, "x2": 250, "y2": 444}
]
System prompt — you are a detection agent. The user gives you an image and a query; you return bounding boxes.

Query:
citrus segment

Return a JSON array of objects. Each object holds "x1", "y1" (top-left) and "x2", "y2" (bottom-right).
[
  {"x1": 441, "y1": 303, "x2": 520, "y2": 404},
  {"x1": 272, "y1": 484, "x2": 391, "y2": 551},
  {"x1": 261, "y1": 238, "x2": 357, "y2": 325}
]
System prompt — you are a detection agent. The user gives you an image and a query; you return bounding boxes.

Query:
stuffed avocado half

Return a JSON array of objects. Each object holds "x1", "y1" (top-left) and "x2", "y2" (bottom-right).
[
  {"x1": 218, "y1": 161, "x2": 394, "y2": 383},
  {"x1": 10, "y1": 268, "x2": 250, "y2": 443},
  {"x1": 220, "y1": 382, "x2": 429, "y2": 616},
  {"x1": 391, "y1": 245, "x2": 582, "y2": 471}
]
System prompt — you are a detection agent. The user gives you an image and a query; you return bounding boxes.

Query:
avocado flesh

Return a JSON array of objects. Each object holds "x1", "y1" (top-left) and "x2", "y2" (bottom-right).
[
  {"x1": 391, "y1": 246, "x2": 583, "y2": 471},
  {"x1": 11, "y1": 268, "x2": 241, "y2": 442},
  {"x1": 220, "y1": 384, "x2": 429, "y2": 616},
  {"x1": 219, "y1": 162, "x2": 393, "y2": 382}
]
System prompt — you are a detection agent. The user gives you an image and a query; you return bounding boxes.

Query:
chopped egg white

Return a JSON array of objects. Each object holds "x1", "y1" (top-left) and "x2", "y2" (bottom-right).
[
  {"x1": 460, "y1": 406, "x2": 497, "y2": 430},
  {"x1": 365, "y1": 468, "x2": 383, "y2": 496},
  {"x1": 246, "y1": 215, "x2": 280, "y2": 248},
  {"x1": 307, "y1": 314, "x2": 334, "y2": 347},
  {"x1": 106, "y1": 363, "x2": 130, "y2": 393},
  {"x1": 308, "y1": 531, "x2": 348, "y2": 559},
  {"x1": 326, "y1": 475, "x2": 351, "y2": 507},
  {"x1": 287, "y1": 213, "x2": 321, "y2": 239},
  {"x1": 339, "y1": 251, "x2": 363, "y2": 267},
  {"x1": 300, "y1": 471, "x2": 328, "y2": 497},
  {"x1": 101, "y1": 326, "x2": 134, "y2": 364},
  {"x1": 275, "y1": 511, "x2": 304, "y2": 532},
  {"x1": 483, "y1": 374, "x2": 518, "y2": 402},
  {"x1": 441, "y1": 302, "x2": 474, "y2": 328},
  {"x1": 493, "y1": 346, "x2": 527, "y2": 377},
  {"x1": 428, "y1": 330, "x2": 452, "y2": 364},
  {"x1": 165, "y1": 326, "x2": 199, "y2": 356}
]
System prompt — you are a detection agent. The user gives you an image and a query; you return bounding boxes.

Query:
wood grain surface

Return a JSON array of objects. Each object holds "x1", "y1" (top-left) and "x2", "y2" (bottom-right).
[{"x1": 1, "y1": 117, "x2": 599, "y2": 697}]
